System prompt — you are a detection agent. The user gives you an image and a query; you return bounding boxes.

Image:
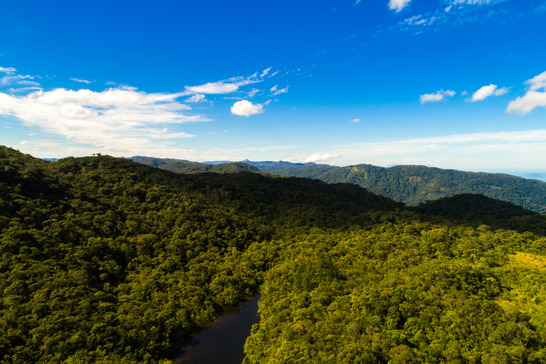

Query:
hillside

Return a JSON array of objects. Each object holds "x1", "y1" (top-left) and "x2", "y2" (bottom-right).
[
  {"x1": 262, "y1": 163, "x2": 546, "y2": 214},
  {"x1": 1, "y1": 146, "x2": 546, "y2": 363},
  {"x1": 129, "y1": 157, "x2": 546, "y2": 214},
  {"x1": 130, "y1": 156, "x2": 259, "y2": 175}
]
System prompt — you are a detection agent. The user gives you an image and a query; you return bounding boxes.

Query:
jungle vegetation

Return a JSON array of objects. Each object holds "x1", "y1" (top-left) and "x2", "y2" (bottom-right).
[
  {"x1": 131, "y1": 157, "x2": 546, "y2": 214},
  {"x1": 1, "y1": 145, "x2": 546, "y2": 363}
]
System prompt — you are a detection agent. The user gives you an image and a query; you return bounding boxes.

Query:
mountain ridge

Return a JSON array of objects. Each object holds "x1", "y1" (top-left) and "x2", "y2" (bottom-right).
[{"x1": 128, "y1": 156, "x2": 546, "y2": 214}]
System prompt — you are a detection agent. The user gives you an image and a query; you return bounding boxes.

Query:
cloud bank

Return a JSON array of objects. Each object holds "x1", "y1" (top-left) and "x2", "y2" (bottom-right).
[
  {"x1": 0, "y1": 87, "x2": 203, "y2": 153},
  {"x1": 289, "y1": 129, "x2": 546, "y2": 172}
]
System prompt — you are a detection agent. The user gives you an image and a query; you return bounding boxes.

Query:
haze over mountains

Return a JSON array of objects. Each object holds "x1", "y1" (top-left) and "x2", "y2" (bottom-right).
[{"x1": 130, "y1": 157, "x2": 546, "y2": 215}]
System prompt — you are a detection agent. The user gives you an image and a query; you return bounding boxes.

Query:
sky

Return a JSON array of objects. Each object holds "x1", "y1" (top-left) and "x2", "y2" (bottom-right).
[{"x1": 1, "y1": 0, "x2": 546, "y2": 178}]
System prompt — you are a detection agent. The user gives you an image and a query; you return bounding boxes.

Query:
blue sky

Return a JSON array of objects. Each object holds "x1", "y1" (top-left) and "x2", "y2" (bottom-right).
[{"x1": 1, "y1": 0, "x2": 546, "y2": 177}]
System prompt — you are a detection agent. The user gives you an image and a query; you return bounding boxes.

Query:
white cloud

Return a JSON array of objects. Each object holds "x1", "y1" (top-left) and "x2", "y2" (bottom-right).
[
  {"x1": 506, "y1": 71, "x2": 546, "y2": 115},
  {"x1": 302, "y1": 153, "x2": 340, "y2": 164},
  {"x1": 397, "y1": 0, "x2": 511, "y2": 35},
  {"x1": 271, "y1": 85, "x2": 289, "y2": 96},
  {"x1": 248, "y1": 88, "x2": 260, "y2": 97},
  {"x1": 403, "y1": 14, "x2": 437, "y2": 26},
  {"x1": 185, "y1": 73, "x2": 264, "y2": 95},
  {"x1": 452, "y1": 0, "x2": 497, "y2": 5},
  {"x1": 526, "y1": 71, "x2": 546, "y2": 91},
  {"x1": 186, "y1": 81, "x2": 246, "y2": 94},
  {"x1": 350, "y1": 118, "x2": 361, "y2": 123},
  {"x1": 506, "y1": 92, "x2": 546, "y2": 115},
  {"x1": 7, "y1": 86, "x2": 42, "y2": 94},
  {"x1": 389, "y1": 0, "x2": 411, "y2": 12},
  {"x1": 260, "y1": 67, "x2": 272, "y2": 78},
  {"x1": 230, "y1": 100, "x2": 263, "y2": 117},
  {"x1": 70, "y1": 78, "x2": 93, "y2": 84},
  {"x1": 0, "y1": 67, "x2": 17, "y2": 74},
  {"x1": 494, "y1": 86, "x2": 509, "y2": 96},
  {"x1": 0, "y1": 87, "x2": 204, "y2": 153},
  {"x1": 186, "y1": 94, "x2": 206, "y2": 103},
  {"x1": 420, "y1": 90, "x2": 456, "y2": 104},
  {"x1": 0, "y1": 74, "x2": 40, "y2": 87},
  {"x1": 471, "y1": 84, "x2": 509, "y2": 102}
]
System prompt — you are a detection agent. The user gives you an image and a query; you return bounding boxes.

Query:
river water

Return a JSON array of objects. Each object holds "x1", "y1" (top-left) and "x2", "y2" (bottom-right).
[{"x1": 172, "y1": 295, "x2": 260, "y2": 364}]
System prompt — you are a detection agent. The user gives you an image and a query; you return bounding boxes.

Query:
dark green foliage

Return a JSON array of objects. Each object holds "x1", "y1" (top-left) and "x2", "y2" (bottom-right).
[
  {"x1": 270, "y1": 163, "x2": 546, "y2": 214},
  {"x1": 413, "y1": 194, "x2": 546, "y2": 235},
  {"x1": 129, "y1": 157, "x2": 546, "y2": 214},
  {"x1": 130, "y1": 156, "x2": 259, "y2": 174},
  {"x1": 0, "y1": 146, "x2": 397, "y2": 363},
  {"x1": 1, "y1": 145, "x2": 546, "y2": 363}
]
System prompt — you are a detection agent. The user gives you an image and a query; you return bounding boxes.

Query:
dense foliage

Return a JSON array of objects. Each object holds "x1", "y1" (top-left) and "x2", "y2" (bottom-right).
[
  {"x1": 244, "y1": 222, "x2": 546, "y2": 363},
  {"x1": 0, "y1": 146, "x2": 395, "y2": 363},
  {"x1": 1, "y1": 146, "x2": 546, "y2": 363},
  {"x1": 131, "y1": 157, "x2": 546, "y2": 214},
  {"x1": 317, "y1": 164, "x2": 546, "y2": 214}
]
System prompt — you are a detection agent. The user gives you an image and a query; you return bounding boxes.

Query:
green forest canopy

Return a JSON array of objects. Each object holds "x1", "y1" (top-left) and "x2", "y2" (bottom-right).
[{"x1": 1, "y1": 146, "x2": 545, "y2": 363}]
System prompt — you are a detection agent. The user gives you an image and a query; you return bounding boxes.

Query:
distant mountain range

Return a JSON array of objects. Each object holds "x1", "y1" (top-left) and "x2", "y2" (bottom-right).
[{"x1": 129, "y1": 157, "x2": 546, "y2": 214}]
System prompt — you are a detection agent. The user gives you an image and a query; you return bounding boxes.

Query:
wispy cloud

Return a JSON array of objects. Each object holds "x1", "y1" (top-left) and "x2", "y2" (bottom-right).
[
  {"x1": 270, "y1": 85, "x2": 289, "y2": 96},
  {"x1": 185, "y1": 78, "x2": 256, "y2": 94},
  {"x1": 403, "y1": 14, "x2": 437, "y2": 26},
  {"x1": 451, "y1": 0, "x2": 502, "y2": 5},
  {"x1": 420, "y1": 90, "x2": 456, "y2": 104},
  {"x1": 506, "y1": 71, "x2": 546, "y2": 115},
  {"x1": 247, "y1": 88, "x2": 260, "y2": 97},
  {"x1": 0, "y1": 66, "x2": 41, "y2": 89},
  {"x1": 0, "y1": 87, "x2": 204, "y2": 153},
  {"x1": 260, "y1": 67, "x2": 272, "y2": 77},
  {"x1": 70, "y1": 77, "x2": 94, "y2": 84},
  {"x1": 349, "y1": 118, "x2": 361, "y2": 123},
  {"x1": 185, "y1": 68, "x2": 272, "y2": 95},
  {"x1": 1, "y1": 74, "x2": 40, "y2": 87},
  {"x1": 0, "y1": 67, "x2": 17, "y2": 74},
  {"x1": 185, "y1": 94, "x2": 207, "y2": 103},
  {"x1": 471, "y1": 84, "x2": 509, "y2": 102},
  {"x1": 398, "y1": 0, "x2": 514, "y2": 34},
  {"x1": 231, "y1": 100, "x2": 263, "y2": 117}
]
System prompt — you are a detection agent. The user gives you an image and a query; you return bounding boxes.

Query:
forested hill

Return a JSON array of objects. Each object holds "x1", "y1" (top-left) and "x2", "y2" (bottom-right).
[
  {"x1": 250, "y1": 162, "x2": 546, "y2": 214},
  {"x1": 317, "y1": 164, "x2": 546, "y2": 214},
  {"x1": 130, "y1": 157, "x2": 546, "y2": 214},
  {"x1": 129, "y1": 156, "x2": 259, "y2": 174},
  {"x1": 2, "y1": 146, "x2": 546, "y2": 363}
]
